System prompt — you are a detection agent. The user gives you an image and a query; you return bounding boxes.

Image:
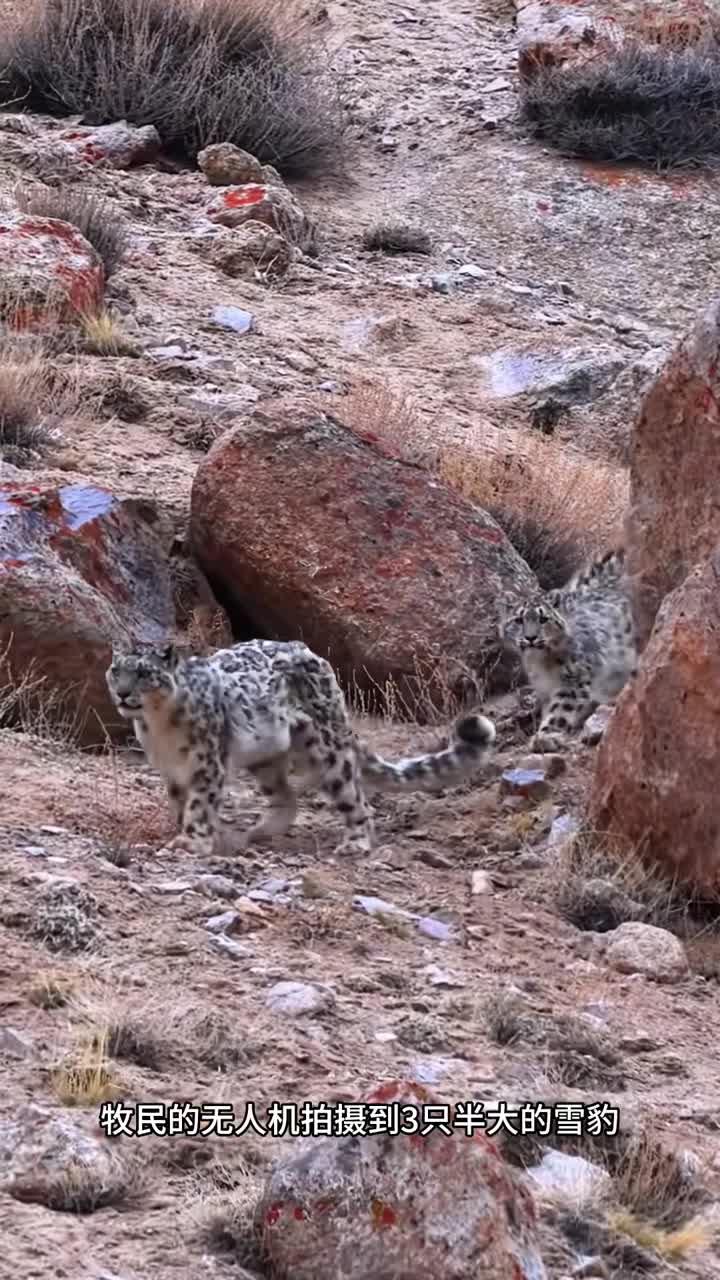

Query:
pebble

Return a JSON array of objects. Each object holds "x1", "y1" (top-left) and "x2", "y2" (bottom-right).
[
  {"x1": 416, "y1": 916, "x2": 453, "y2": 942},
  {"x1": 211, "y1": 305, "x2": 255, "y2": 334},
  {"x1": 193, "y1": 874, "x2": 237, "y2": 900},
  {"x1": 353, "y1": 895, "x2": 416, "y2": 919},
  {"x1": 424, "y1": 964, "x2": 465, "y2": 988},
  {"x1": 266, "y1": 981, "x2": 335, "y2": 1016},
  {"x1": 209, "y1": 935, "x2": 252, "y2": 961},
  {"x1": 156, "y1": 880, "x2": 194, "y2": 895},
  {"x1": 0, "y1": 1027, "x2": 34, "y2": 1059},
  {"x1": 500, "y1": 768, "x2": 551, "y2": 801},
  {"x1": 205, "y1": 910, "x2": 240, "y2": 934},
  {"x1": 470, "y1": 869, "x2": 493, "y2": 896}
]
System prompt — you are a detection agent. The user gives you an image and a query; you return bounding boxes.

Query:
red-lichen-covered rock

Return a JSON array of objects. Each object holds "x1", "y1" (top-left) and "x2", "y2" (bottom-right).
[
  {"x1": 55, "y1": 121, "x2": 161, "y2": 170},
  {"x1": 206, "y1": 182, "x2": 311, "y2": 244},
  {"x1": 0, "y1": 212, "x2": 104, "y2": 325},
  {"x1": 0, "y1": 482, "x2": 174, "y2": 745},
  {"x1": 257, "y1": 1079, "x2": 547, "y2": 1280},
  {"x1": 190, "y1": 401, "x2": 537, "y2": 708},
  {"x1": 625, "y1": 294, "x2": 720, "y2": 652},
  {"x1": 589, "y1": 550, "x2": 720, "y2": 890}
]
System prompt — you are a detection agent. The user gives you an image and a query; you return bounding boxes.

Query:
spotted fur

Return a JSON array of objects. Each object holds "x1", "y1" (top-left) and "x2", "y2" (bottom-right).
[
  {"x1": 501, "y1": 549, "x2": 636, "y2": 752},
  {"x1": 105, "y1": 639, "x2": 496, "y2": 857}
]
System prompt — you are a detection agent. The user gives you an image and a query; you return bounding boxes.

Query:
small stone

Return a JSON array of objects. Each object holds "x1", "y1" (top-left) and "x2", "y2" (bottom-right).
[
  {"x1": 457, "y1": 264, "x2": 487, "y2": 279},
  {"x1": 374, "y1": 1030, "x2": 397, "y2": 1043},
  {"x1": 581, "y1": 705, "x2": 613, "y2": 745},
  {"x1": 618, "y1": 1033, "x2": 662, "y2": 1053},
  {"x1": 156, "y1": 880, "x2": 194, "y2": 895},
  {"x1": 603, "y1": 922, "x2": 688, "y2": 982},
  {"x1": 470, "y1": 869, "x2": 493, "y2": 896},
  {"x1": 416, "y1": 916, "x2": 453, "y2": 942},
  {"x1": 500, "y1": 768, "x2": 551, "y2": 801},
  {"x1": 410, "y1": 1056, "x2": 462, "y2": 1085},
  {"x1": 0, "y1": 1027, "x2": 33, "y2": 1058},
  {"x1": 284, "y1": 350, "x2": 318, "y2": 374},
  {"x1": 353, "y1": 895, "x2": 415, "y2": 919},
  {"x1": 211, "y1": 305, "x2": 255, "y2": 334},
  {"x1": 209, "y1": 935, "x2": 252, "y2": 960},
  {"x1": 517, "y1": 753, "x2": 566, "y2": 780},
  {"x1": 266, "y1": 981, "x2": 335, "y2": 1016},
  {"x1": 193, "y1": 873, "x2": 238, "y2": 900},
  {"x1": 21, "y1": 846, "x2": 48, "y2": 858},
  {"x1": 430, "y1": 272, "x2": 456, "y2": 294},
  {"x1": 548, "y1": 813, "x2": 580, "y2": 847},
  {"x1": 205, "y1": 910, "x2": 240, "y2": 934},
  {"x1": 198, "y1": 142, "x2": 265, "y2": 186},
  {"x1": 419, "y1": 849, "x2": 454, "y2": 870},
  {"x1": 301, "y1": 872, "x2": 330, "y2": 899},
  {"x1": 257, "y1": 877, "x2": 289, "y2": 897},
  {"x1": 424, "y1": 964, "x2": 465, "y2": 988}
]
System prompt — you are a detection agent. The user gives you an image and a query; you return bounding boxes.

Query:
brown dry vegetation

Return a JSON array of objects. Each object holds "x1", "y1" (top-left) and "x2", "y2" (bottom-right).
[{"x1": 439, "y1": 437, "x2": 628, "y2": 589}]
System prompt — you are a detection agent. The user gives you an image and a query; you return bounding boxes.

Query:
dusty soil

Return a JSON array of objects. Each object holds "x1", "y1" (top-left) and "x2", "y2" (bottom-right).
[{"x1": 3, "y1": 0, "x2": 720, "y2": 1276}]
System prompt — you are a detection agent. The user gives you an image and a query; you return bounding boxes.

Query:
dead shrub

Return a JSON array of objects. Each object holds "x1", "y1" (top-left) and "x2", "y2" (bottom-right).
[
  {"x1": 2, "y1": 0, "x2": 344, "y2": 177},
  {"x1": 16, "y1": 186, "x2": 129, "y2": 276},
  {"x1": 0, "y1": 343, "x2": 57, "y2": 464},
  {"x1": 194, "y1": 1179, "x2": 265, "y2": 1265},
  {"x1": 361, "y1": 221, "x2": 432, "y2": 255},
  {"x1": 438, "y1": 437, "x2": 627, "y2": 589},
  {"x1": 331, "y1": 378, "x2": 428, "y2": 464},
  {"x1": 11, "y1": 1152, "x2": 148, "y2": 1213},
  {"x1": 520, "y1": 32, "x2": 720, "y2": 170}
]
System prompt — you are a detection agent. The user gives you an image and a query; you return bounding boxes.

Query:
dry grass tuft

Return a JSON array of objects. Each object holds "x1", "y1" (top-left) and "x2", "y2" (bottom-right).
[
  {"x1": 194, "y1": 1178, "x2": 266, "y2": 1264},
  {"x1": 608, "y1": 1210, "x2": 711, "y2": 1259},
  {"x1": 0, "y1": 341, "x2": 61, "y2": 465},
  {"x1": 438, "y1": 436, "x2": 627, "y2": 589},
  {"x1": 2, "y1": 0, "x2": 344, "y2": 177},
  {"x1": 79, "y1": 309, "x2": 140, "y2": 355},
  {"x1": 612, "y1": 1130, "x2": 708, "y2": 1230},
  {"x1": 51, "y1": 1027, "x2": 123, "y2": 1105},
  {"x1": 361, "y1": 221, "x2": 432, "y2": 255},
  {"x1": 16, "y1": 185, "x2": 129, "y2": 276},
  {"x1": 28, "y1": 970, "x2": 75, "y2": 1009},
  {"x1": 331, "y1": 377, "x2": 428, "y2": 464},
  {"x1": 12, "y1": 1151, "x2": 148, "y2": 1213}
]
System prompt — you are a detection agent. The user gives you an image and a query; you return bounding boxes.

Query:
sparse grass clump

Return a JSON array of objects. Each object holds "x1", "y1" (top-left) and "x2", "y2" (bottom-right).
[
  {"x1": 78, "y1": 309, "x2": 140, "y2": 356},
  {"x1": 195, "y1": 1179, "x2": 266, "y2": 1265},
  {"x1": 11, "y1": 1152, "x2": 147, "y2": 1213},
  {"x1": 2, "y1": 0, "x2": 344, "y2": 176},
  {"x1": 16, "y1": 186, "x2": 129, "y2": 276},
  {"x1": 520, "y1": 36, "x2": 720, "y2": 170},
  {"x1": 361, "y1": 221, "x2": 432, "y2": 255},
  {"x1": 438, "y1": 436, "x2": 627, "y2": 589},
  {"x1": 51, "y1": 1028, "x2": 122, "y2": 1105},
  {"x1": 0, "y1": 343, "x2": 57, "y2": 465}
]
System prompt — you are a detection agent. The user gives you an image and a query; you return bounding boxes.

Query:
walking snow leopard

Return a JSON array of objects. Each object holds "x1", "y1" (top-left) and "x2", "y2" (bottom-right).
[
  {"x1": 500, "y1": 549, "x2": 637, "y2": 753},
  {"x1": 105, "y1": 638, "x2": 496, "y2": 857}
]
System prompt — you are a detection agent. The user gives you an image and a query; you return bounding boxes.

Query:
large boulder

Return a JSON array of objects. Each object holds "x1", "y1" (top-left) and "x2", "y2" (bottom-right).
[
  {"x1": 589, "y1": 551, "x2": 720, "y2": 889},
  {"x1": 0, "y1": 481, "x2": 174, "y2": 744},
  {"x1": 0, "y1": 212, "x2": 104, "y2": 325},
  {"x1": 626, "y1": 294, "x2": 720, "y2": 651},
  {"x1": 257, "y1": 1079, "x2": 546, "y2": 1280},
  {"x1": 190, "y1": 402, "x2": 537, "y2": 709}
]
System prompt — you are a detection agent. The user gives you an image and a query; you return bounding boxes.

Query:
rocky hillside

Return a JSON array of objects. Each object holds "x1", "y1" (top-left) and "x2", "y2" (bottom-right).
[{"x1": 3, "y1": 0, "x2": 720, "y2": 1277}]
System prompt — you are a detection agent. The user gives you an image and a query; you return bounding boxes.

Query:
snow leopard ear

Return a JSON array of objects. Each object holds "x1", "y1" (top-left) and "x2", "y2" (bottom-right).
[{"x1": 158, "y1": 641, "x2": 179, "y2": 669}]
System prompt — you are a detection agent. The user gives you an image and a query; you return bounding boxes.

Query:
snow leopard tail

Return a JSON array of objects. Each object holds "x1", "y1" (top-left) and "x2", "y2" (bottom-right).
[
  {"x1": 358, "y1": 713, "x2": 496, "y2": 792},
  {"x1": 548, "y1": 547, "x2": 626, "y2": 609}
]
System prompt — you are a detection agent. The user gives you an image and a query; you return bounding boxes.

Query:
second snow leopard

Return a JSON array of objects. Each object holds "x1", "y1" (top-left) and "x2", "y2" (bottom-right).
[
  {"x1": 106, "y1": 638, "x2": 496, "y2": 857},
  {"x1": 501, "y1": 549, "x2": 637, "y2": 753}
]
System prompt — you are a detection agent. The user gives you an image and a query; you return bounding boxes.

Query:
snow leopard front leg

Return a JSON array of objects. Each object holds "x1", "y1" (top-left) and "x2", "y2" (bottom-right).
[{"x1": 532, "y1": 677, "x2": 594, "y2": 753}]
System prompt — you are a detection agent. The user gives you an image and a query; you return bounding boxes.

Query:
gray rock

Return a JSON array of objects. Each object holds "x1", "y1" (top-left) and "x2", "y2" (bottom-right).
[
  {"x1": 0, "y1": 1028, "x2": 33, "y2": 1059},
  {"x1": 353, "y1": 895, "x2": 416, "y2": 919},
  {"x1": 193, "y1": 873, "x2": 237, "y2": 900},
  {"x1": 211, "y1": 305, "x2": 255, "y2": 334},
  {"x1": 473, "y1": 347, "x2": 626, "y2": 404},
  {"x1": 601, "y1": 922, "x2": 688, "y2": 982},
  {"x1": 581, "y1": 705, "x2": 613, "y2": 745},
  {"x1": 205, "y1": 910, "x2": 240, "y2": 934},
  {"x1": 416, "y1": 916, "x2": 454, "y2": 942},
  {"x1": 266, "y1": 981, "x2": 335, "y2": 1016},
  {"x1": 500, "y1": 768, "x2": 551, "y2": 801},
  {"x1": 209, "y1": 935, "x2": 252, "y2": 961}
]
